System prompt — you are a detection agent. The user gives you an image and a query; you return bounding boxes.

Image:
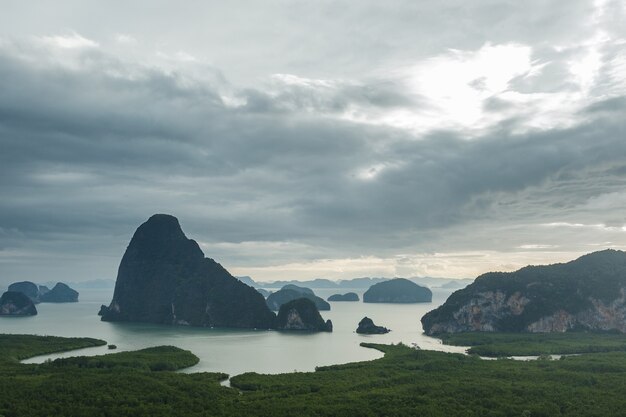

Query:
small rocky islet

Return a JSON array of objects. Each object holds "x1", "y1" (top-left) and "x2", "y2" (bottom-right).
[{"x1": 356, "y1": 317, "x2": 390, "y2": 334}]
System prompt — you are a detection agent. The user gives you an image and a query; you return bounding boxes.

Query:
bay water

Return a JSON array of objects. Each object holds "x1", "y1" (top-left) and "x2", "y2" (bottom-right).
[{"x1": 1, "y1": 287, "x2": 466, "y2": 377}]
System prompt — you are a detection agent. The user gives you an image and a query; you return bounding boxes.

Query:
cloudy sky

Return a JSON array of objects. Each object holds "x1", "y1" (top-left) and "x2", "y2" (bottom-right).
[{"x1": 1, "y1": 0, "x2": 625, "y2": 285}]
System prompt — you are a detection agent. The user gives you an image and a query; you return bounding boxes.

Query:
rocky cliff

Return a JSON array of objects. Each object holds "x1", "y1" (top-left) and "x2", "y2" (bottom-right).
[
  {"x1": 422, "y1": 250, "x2": 626, "y2": 334},
  {"x1": 100, "y1": 214, "x2": 276, "y2": 329},
  {"x1": 0, "y1": 291, "x2": 37, "y2": 316},
  {"x1": 363, "y1": 278, "x2": 432, "y2": 303},
  {"x1": 275, "y1": 298, "x2": 332, "y2": 332}
]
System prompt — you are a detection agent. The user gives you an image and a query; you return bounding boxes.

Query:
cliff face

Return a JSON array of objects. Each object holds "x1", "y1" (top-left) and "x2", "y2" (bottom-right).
[
  {"x1": 422, "y1": 250, "x2": 626, "y2": 334},
  {"x1": 0, "y1": 291, "x2": 37, "y2": 316},
  {"x1": 100, "y1": 214, "x2": 276, "y2": 329},
  {"x1": 275, "y1": 298, "x2": 332, "y2": 332}
]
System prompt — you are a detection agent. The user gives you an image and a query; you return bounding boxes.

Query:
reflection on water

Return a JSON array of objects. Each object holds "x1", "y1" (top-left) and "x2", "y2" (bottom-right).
[{"x1": 4, "y1": 287, "x2": 466, "y2": 376}]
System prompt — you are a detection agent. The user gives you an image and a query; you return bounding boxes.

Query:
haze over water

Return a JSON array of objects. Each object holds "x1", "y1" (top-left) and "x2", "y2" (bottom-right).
[{"x1": 3, "y1": 287, "x2": 465, "y2": 377}]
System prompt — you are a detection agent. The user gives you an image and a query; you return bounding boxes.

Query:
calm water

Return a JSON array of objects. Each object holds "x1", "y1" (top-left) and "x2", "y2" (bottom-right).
[{"x1": 1, "y1": 287, "x2": 466, "y2": 377}]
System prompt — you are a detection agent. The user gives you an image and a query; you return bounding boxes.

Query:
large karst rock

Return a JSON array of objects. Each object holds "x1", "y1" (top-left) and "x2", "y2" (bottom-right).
[
  {"x1": 275, "y1": 298, "x2": 332, "y2": 332},
  {"x1": 363, "y1": 278, "x2": 432, "y2": 303},
  {"x1": 422, "y1": 250, "x2": 626, "y2": 335},
  {"x1": 100, "y1": 214, "x2": 276, "y2": 329},
  {"x1": 0, "y1": 291, "x2": 38, "y2": 316}
]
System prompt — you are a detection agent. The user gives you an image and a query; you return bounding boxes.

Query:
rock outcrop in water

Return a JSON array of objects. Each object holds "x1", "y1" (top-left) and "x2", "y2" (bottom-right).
[
  {"x1": 275, "y1": 298, "x2": 332, "y2": 332},
  {"x1": 100, "y1": 214, "x2": 276, "y2": 329},
  {"x1": 356, "y1": 317, "x2": 390, "y2": 334},
  {"x1": 422, "y1": 250, "x2": 626, "y2": 335},
  {"x1": 328, "y1": 292, "x2": 359, "y2": 302},
  {"x1": 40, "y1": 283, "x2": 79, "y2": 303},
  {"x1": 0, "y1": 291, "x2": 37, "y2": 316},
  {"x1": 266, "y1": 287, "x2": 330, "y2": 311},
  {"x1": 363, "y1": 278, "x2": 432, "y2": 303}
]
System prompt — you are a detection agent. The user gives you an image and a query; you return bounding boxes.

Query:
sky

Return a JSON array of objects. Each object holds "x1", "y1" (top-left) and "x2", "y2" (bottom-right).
[{"x1": 0, "y1": 0, "x2": 625, "y2": 285}]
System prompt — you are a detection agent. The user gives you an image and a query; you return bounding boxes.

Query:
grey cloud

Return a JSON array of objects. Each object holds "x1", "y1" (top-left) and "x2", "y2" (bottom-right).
[
  {"x1": 1, "y1": 45, "x2": 625, "y2": 265},
  {"x1": 0, "y1": 0, "x2": 625, "y2": 284}
]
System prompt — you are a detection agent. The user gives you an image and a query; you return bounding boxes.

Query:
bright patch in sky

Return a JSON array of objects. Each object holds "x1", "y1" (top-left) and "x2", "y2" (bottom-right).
[{"x1": 41, "y1": 31, "x2": 99, "y2": 49}]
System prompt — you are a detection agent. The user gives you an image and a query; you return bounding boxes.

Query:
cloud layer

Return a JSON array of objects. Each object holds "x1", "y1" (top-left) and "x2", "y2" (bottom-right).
[{"x1": 0, "y1": 0, "x2": 625, "y2": 284}]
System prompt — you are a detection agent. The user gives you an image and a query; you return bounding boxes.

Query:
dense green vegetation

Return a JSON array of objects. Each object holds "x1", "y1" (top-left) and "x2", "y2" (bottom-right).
[
  {"x1": 440, "y1": 331, "x2": 626, "y2": 357},
  {"x1": 0, "y1": 334, "x2": 105, "y2": 362},
  {"x1": 5, "y1": 333, "x2": 626, "y2": 415},
  {"x1": 50, "y1": 346, "x2": 200, "y2": 371}
]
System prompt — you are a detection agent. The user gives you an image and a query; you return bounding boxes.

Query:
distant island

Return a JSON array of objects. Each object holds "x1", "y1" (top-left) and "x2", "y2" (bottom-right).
[
  {"x1": 363, "y1": 278, "x2": 432, "y2": 303},
  {"x1": 236, "y1": 276, "x2": 468, "y2": 290},
  {"x1": 422, "y1": 249, "x2": 626, "y2": 334},
  {"x1": 40, "y1": 283, "x2": 78, "y2": 303},
  {"x1": 7, "y1": 281, "x2": 78, "y2": 303},
  {"x1": 328, "y1": 292, "x2": 359, "y2": 302},
  {"x1": 266, "y1": 286, "x2": 330, "y2": 311}
]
